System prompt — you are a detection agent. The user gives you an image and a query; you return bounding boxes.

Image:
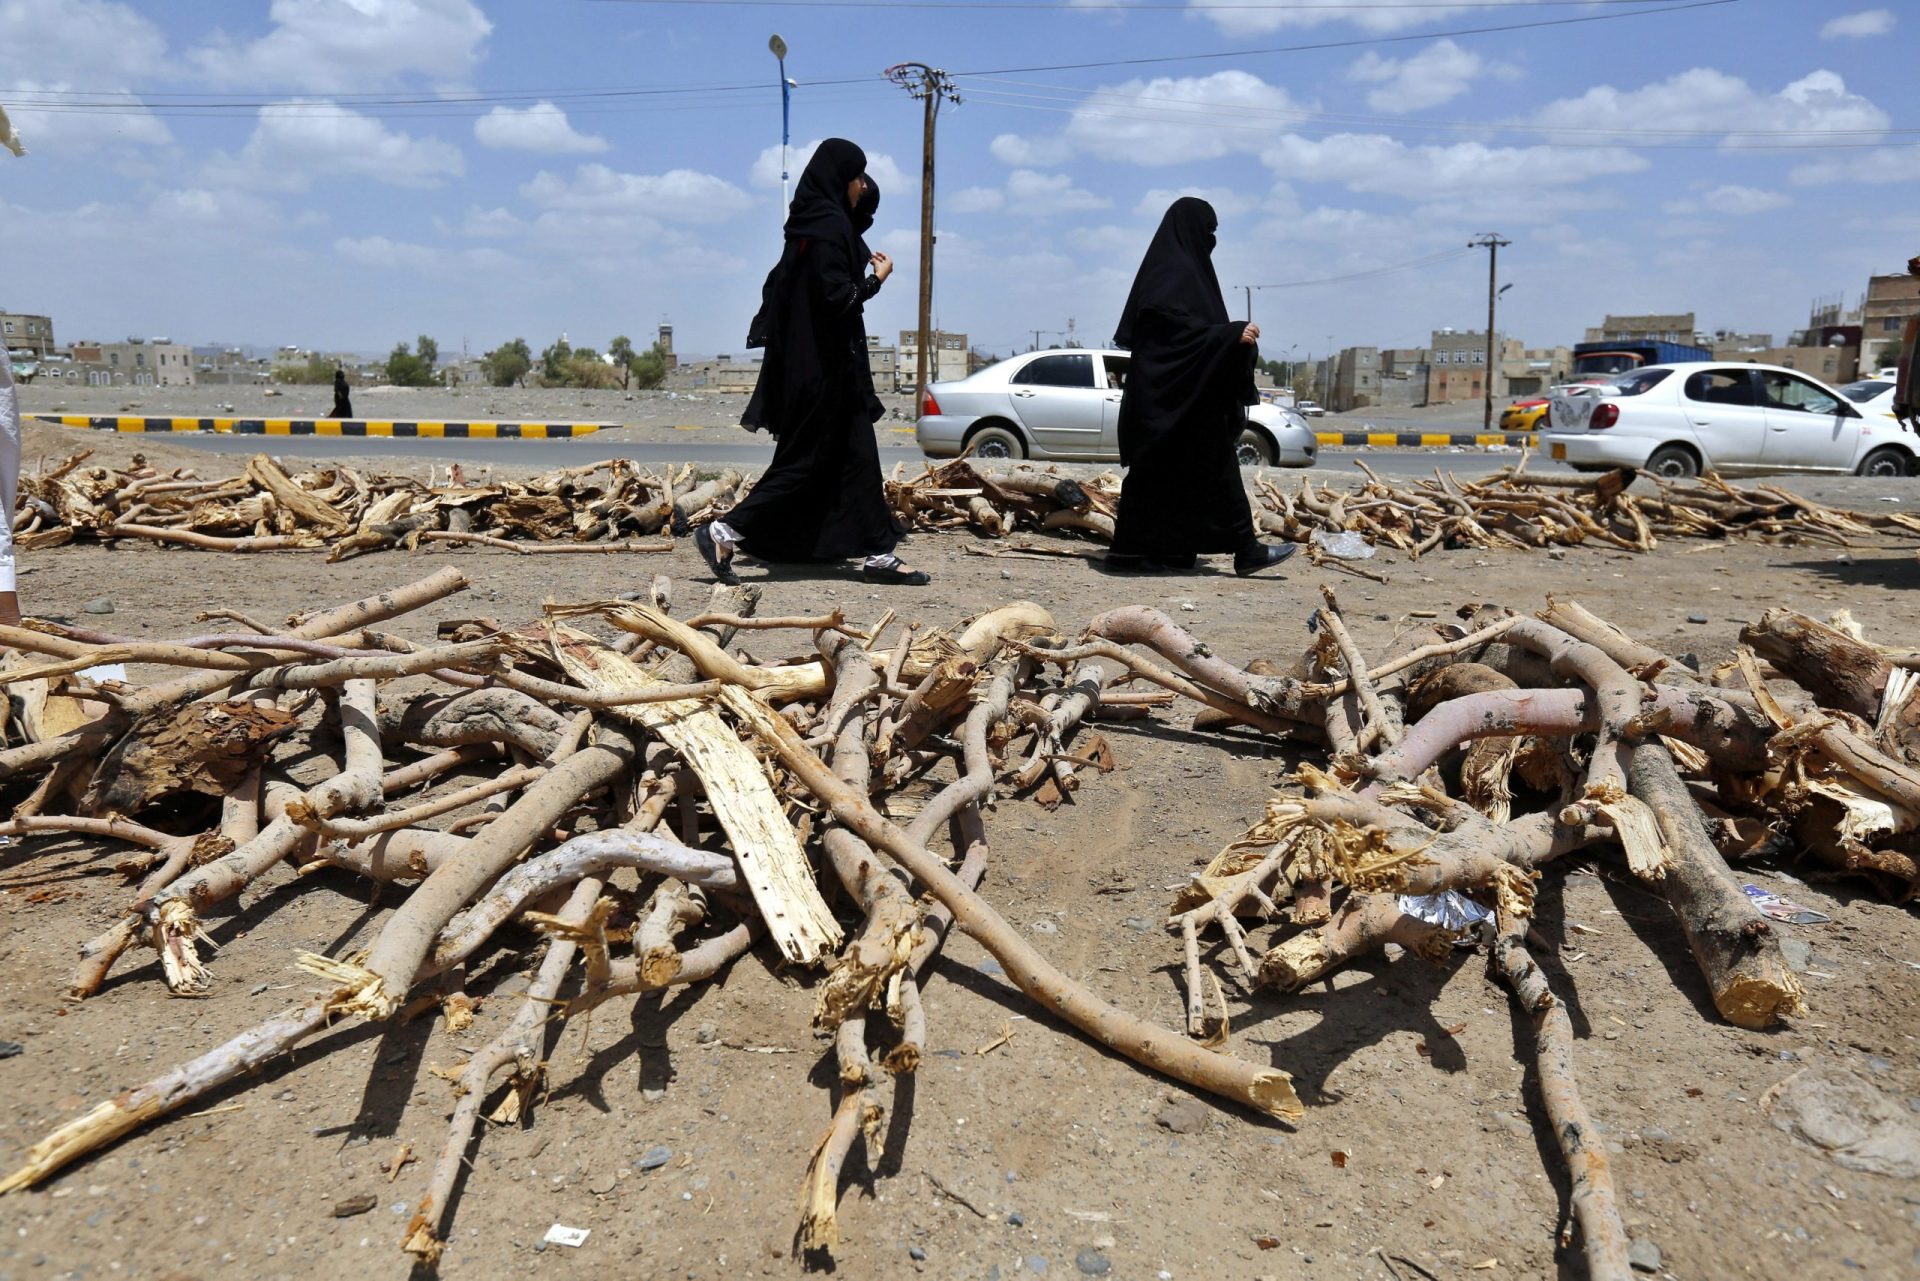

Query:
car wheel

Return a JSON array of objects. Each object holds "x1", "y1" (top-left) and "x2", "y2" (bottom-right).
[
  {"x1": 965, "y1": 422, "x2": 1026, "y2": 461},
  {"x1": 1643, "y1": 445, "x2": 1700, "y2": 480},
  {"x1": 1234, "y1": 428, "x2": 1276, "y2": 467},
  {"x1": 1856, "y1": 446, "x2": 1914, "y2": 479}
]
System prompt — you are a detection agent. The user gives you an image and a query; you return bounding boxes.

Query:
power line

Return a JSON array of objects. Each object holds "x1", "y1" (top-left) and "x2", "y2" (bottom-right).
[
  {"x1": 946, "y1": 0, "x2": 1740, "y2": 76},
  {"x1": 1242, "y1": 247, "x2": 1478, "y2": 291},
  {"x1": 586, "y1": 0, "x2": 1697, "y2": 8}
]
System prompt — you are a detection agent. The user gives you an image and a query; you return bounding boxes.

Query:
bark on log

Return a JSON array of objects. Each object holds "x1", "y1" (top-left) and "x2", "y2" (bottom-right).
[
  {"x1": 1489, "y1": 912, "x2": 1633, "y2": 1281},
  {"x1": 1627, "y1": 743, "x2": 1805, "y2": 1029}
]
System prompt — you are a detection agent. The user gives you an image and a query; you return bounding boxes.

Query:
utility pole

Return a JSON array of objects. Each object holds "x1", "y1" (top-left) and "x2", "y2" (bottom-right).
[
  {"x1": 1031, "y1": 330, "x2": 1042, "y2": 353},
  {"x1": 1471, "y1": 232, "x2": 1511, "y2": 432},
  {"x1": 887, "y1": 62, "x2": 961, "y2": 408},
  {"x1": 1242, "y1": 285, "x2": 1253, "y2": 323}
]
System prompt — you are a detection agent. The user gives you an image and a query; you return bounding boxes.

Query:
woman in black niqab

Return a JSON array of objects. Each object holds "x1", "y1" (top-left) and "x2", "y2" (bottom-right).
[
  {"x1": 699, "y1": 139, "x2": 927, "y2": 585},
  {"x1": 1107, "y1": 197, "x2": 1292, "y2": 576},
  {"x1": 330, "y1": 367, "x2": 352, "y2": 419}
]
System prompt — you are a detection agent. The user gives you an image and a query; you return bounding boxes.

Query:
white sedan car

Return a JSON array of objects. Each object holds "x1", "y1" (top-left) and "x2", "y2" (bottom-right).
[
  {"x1": 1544, "y1": 362, "x2": 1918, "y2": 479},
  {"x1": 915, "y1": 348, "x2": 1317, "y2": 468},
  {"x1": 1838, "y1": 376, "x2": 1899, "y2": 425}
]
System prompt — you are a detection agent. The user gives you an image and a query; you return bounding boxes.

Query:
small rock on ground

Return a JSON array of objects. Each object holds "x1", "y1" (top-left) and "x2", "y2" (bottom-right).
[
  {"x1": 1075, "y1": 1247, "x2": 1111, "y2": 1275},
  {"x1": 1629, "y1": 1237, "x2": 1662, "y2": 1273},
  {"x1": 637, "y1": 1145, "x2": 672, "y2": 1171},
  {"x1": 1153, "y1": 1095, "x2": 1210, "y2": 1135},
  {"x1": 83, "y1": 598, "x2": 115, "y2": 615}
]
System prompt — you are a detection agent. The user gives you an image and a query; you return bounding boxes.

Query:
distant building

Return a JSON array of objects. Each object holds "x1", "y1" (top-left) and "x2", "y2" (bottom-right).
[
  {"x1": 657, "y1": 322, "x2": 677, "y2": 371},
  {"x1": 70, "y1": 338, "x2": 197, "y2": 387},
  {"x1": 195, "y1": 346, "x2": 273, "y2": 386},
  {"x1": 1329, "y1": 346, "x2": 1380, "y2": 412},
  {"x1": 1735, "y1": 346, "x2": 1858, "y2": 385},
  {"x1": 898, "y1": 330, "x2": 969, "y2": 388},
  {"x1": 1583, "y1": 313, "x2": 1696, "y2": 344},
  {"x1": 1863, "y1": 273, "x2": 1920, "y2": 370},
  {"x1": 2, "y1": 307, "x2": 56, "y2": 358},
  {"x1": 1710, "y1": 330, "x2": 1774, "y2": 358},
  {"x1": 666, "y1": 353, "x2": 762, "y2": 394},
  {"x1": 866, "y1": 335, "x2": 899, "y2": 391}
]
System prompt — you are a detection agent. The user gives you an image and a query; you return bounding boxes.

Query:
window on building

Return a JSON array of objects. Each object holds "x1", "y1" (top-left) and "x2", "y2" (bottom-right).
[{"x1": 2, "y1": 322, "x2": 12, "y2": 333}]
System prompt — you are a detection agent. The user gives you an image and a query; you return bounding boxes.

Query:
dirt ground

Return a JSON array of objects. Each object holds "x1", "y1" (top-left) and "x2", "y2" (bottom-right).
[{"x1": 4, "y1": 425, "x2": 1919, "y2": 1281}]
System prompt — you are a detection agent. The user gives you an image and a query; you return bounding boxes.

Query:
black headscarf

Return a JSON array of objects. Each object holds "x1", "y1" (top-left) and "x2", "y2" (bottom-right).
[
  {"x1": 1114, "y1": 197, "x2": 1228, "y2": 350},
  {"x1": 748, "y1": 138, "x2": 868, "y2": 349}
]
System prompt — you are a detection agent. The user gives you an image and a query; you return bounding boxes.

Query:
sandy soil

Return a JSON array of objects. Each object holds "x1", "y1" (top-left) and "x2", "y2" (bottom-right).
[{"x1": 4, "y1": 427, "x2": 1919, "y2": 1281}]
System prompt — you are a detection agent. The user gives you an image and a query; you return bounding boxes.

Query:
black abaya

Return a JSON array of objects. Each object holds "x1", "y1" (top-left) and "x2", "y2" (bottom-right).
[
  {"x1": 1109, "y1": 197, "x2": 1258, "y2": 560},
  {"x1": 330, "y1": 369, "x2": 353, "y2": 419},
  {"x1": 729, "y1": 140, "x2": 899, "y2": 562}
]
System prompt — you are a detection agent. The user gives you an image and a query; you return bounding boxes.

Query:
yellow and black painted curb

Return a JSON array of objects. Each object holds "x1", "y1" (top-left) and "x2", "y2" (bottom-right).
[
  {"x1": 31, "y1": 414, "x2": 615, "y2": 439},
  {"x1": 1315, "y1": 430, "x2": 1540, "y2": 448}
]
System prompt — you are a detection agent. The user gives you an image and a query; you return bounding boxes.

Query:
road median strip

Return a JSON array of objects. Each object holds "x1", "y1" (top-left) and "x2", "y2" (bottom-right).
[
  {"x1": 1316, "y1": 430, "x2": 1539, "y2": 449},
  {"x1": 31, "y1": 414, "x2": 618, "y2": 439}
]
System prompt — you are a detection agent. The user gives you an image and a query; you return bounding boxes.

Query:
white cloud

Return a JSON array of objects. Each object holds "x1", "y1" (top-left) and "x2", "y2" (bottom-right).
[
  {"x1": 1534, "y1": 68, "x2": 1888, "y2": 147},
  {"x1": 447, "y1": 206, "x2": 525, "y2": 238},
  {"x1": 948, "y1": 187, "x2": 1006, "y2": 214},
  {"x1": 1791, "y1": 147, "x2": 1920, "y2": 188},
  {"x1": 1067, "y1": 224, "x2": 1139, "y2": 256},
  {"x1": 210, "y1": 102, "x2": 465, "y2": 191},
  {"x1": 474, "y1": 102, "x2": 607, "y2": 154},
  {"x1": 1661, "y1": 184, "x2": 1792, "y2": 216},
  {"x1": 1347, "y1": 40, "x2": 1495, "y2": 114},
  {"x1": 190, "y1": 0, "x2": 492, "y2": 91},
  {"x1": 1821, "y1": 9, "x2": 1895, "y2": 39},
  {"x1": 1191, "y1": 0, "x2": 1533, "y2": 37},
  {"x1": 521, "y1": 164, "x2": 751, "y2": 223},
  {"x1": 749, "y1": 138, "x2": 909, "y2": 200},
  {"x1": 148, "y1": 187, "x2": 279, "y2": 224},
  {"x1": 1066, "y1": 71, "x2": 1308, "y2": 166},
  {"x1": 0, "y1": 0, "x2": 172, "y2": 150},
  {"x1": 336, "y1": 235, "x2": 441, "y2": 272},
  {"x1": 989, "y1": 132, "x2": 1071, "y2": 167},
  {"x1": 1133, "y1": 186, "x2": 1259, "y2": 219},
  {"x1": 1262, "y1": 133, "x2": 1645, "y2": 199}
]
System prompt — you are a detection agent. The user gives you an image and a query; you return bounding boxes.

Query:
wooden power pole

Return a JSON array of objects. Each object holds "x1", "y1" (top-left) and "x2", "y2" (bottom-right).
[
  {"x1": 1471, "y1": 232, "x2": 1511, "y2": 432},
  {"x1": 887, "y1": 63, "x2": 960, "y2": 408}
]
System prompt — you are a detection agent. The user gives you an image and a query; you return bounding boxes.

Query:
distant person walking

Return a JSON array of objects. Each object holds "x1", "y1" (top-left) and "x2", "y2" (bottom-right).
[
  {"x1": 330, "y1": 367, "x2": 353, "y2": 419},
  {"x1": 1105, "y1": 197, "x2": 1293, "y2": 577},
  {"x1": 1, "y1": 353, "x2": 21, "y2": 628},
  {"x1": 696, "y1": 138, "x2": 927, "y2": 586}
]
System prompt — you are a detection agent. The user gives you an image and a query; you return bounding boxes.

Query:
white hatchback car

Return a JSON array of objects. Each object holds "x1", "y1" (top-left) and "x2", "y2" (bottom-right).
[
  {"x1": 1545, "y1": 362, "x2": 1918, "y2": 479},
  {"x1": 915, "y1": 348, "x2": 1317, "y2": 468}
]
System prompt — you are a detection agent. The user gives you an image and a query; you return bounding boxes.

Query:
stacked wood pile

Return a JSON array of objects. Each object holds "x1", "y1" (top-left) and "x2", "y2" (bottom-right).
[
  {"x1": 885, "y1": 458, "x2": 1120, "y2": 542},
  {"x1": 1250, "y1": 462, "x2": 1920, "y2": 557},
  {"x1": 10, "y1": 451, "x2": 743, "y2": 559},
  {"x1": 3, "y1": 572, "x2": 1919, "y2": 1277}
]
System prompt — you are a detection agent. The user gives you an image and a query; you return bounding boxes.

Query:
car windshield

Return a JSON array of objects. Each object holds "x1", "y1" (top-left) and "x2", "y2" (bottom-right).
[
  {"x1": 1838, "y1": 379, "x2": 1892, "y2": 403},
  {"x1": 1607, "y1": 368, "x2": 1671, "y2": 397}
]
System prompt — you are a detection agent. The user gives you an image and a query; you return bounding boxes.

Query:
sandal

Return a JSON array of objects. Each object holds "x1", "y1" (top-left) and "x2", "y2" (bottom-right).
[
  {"x1": 693, "y1": 525, "x2": 740, "y2": 585},
  {"x1": 861, "y1": 558, "x2": 930, "y2": 586}
]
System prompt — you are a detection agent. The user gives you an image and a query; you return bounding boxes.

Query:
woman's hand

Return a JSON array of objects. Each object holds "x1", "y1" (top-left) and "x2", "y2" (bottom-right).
[
  {"x1": 1240, "y1": 322, "x2": 1261, "y2": 346},
  {"x1": 870, "y1": 250, "x2": 893, "y2": 283}
]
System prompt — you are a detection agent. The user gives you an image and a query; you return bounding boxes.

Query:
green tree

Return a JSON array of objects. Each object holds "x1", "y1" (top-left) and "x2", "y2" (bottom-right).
[
  {"x1": 416, "y1": 334, "x2": 439, "y2": 370},
  {"x1": 384, "y1": 341, "x2": 435, "y2": 388},
  {"x1": 628, "y1": 342, "x2": 668, "y2": 391},
  {"x1": 482, "y1": 338, "x2": 532, "y2": 387},
  {"x1": 540, "y1": 337, "x2": 573, "y2": 386},
  {"x1": 607, "y1": 335, "x2": 636, "y2": 390},
  {"x1": 272, "y1": 353, "x2": 336, "y2": 385}
]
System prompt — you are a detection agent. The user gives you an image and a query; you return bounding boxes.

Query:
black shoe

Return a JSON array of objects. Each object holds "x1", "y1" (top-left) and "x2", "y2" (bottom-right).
[
  {"x1": 861, "y1": 560, "x2": 930, "y2": 586},
  {"x1": 693, "y1": 525, "x2": 740, "y2": 585},
  {"x1": 1233, "y1": 542, "x2": 1296, "y2": 577}
]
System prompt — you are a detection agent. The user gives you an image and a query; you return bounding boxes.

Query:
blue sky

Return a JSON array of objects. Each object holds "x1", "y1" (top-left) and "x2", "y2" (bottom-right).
[{"x1": 2, "y1": 0, "x2": 1915, "y2": 364}]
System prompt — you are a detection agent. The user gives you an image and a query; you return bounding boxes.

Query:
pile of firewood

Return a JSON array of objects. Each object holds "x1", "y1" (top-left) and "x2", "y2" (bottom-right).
[
  {"x1": 3, "y1": 572, "x2": 1919, "y2": 1276},
  {"x1": 1251, "y1": 461, "x2": 1920, "y2": 557},
  {"x1": 886, "y1": 458, "x2": 1120, "y2": 542},
  {"x1": 10, "y1": 452, "x2": 743, "y2": 559}
]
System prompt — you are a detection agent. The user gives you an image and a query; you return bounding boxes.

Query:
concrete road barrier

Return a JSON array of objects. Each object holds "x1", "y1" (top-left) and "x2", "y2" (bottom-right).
[{"x1": 31, "y1": 414, "x2": 615, "y2": 439}]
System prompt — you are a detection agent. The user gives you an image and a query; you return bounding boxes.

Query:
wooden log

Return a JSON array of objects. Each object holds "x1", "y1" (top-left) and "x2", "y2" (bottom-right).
[
  {"x1": 1742, "y1": 607, "x2": 1920, "y2": 759},
  {"x1": 1627, "y1": 743, "x2": 1804, "y2": 1027},
  {"x1": 546, "y1": 624, "x2": 842, "y2": 966},
  {"x1": 1489, "y1": 910, "x2": 1634, "y2": 1281}
]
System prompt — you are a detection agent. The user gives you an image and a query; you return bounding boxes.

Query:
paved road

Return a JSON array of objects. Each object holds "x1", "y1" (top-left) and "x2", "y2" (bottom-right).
[{"x1": 159, "y1": 431, "x2": 1524, "y2": 479}]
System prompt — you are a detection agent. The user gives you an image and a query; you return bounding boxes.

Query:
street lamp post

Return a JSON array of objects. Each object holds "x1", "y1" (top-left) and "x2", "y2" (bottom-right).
[{"x1": 769, "y1": 34, "x2": 792, "y2": 213}]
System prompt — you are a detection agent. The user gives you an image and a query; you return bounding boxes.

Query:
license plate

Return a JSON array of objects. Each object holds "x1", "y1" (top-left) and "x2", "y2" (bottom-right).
[{"x1": 1551, "y1": 443, "x2": 1566, "y2": 460}]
